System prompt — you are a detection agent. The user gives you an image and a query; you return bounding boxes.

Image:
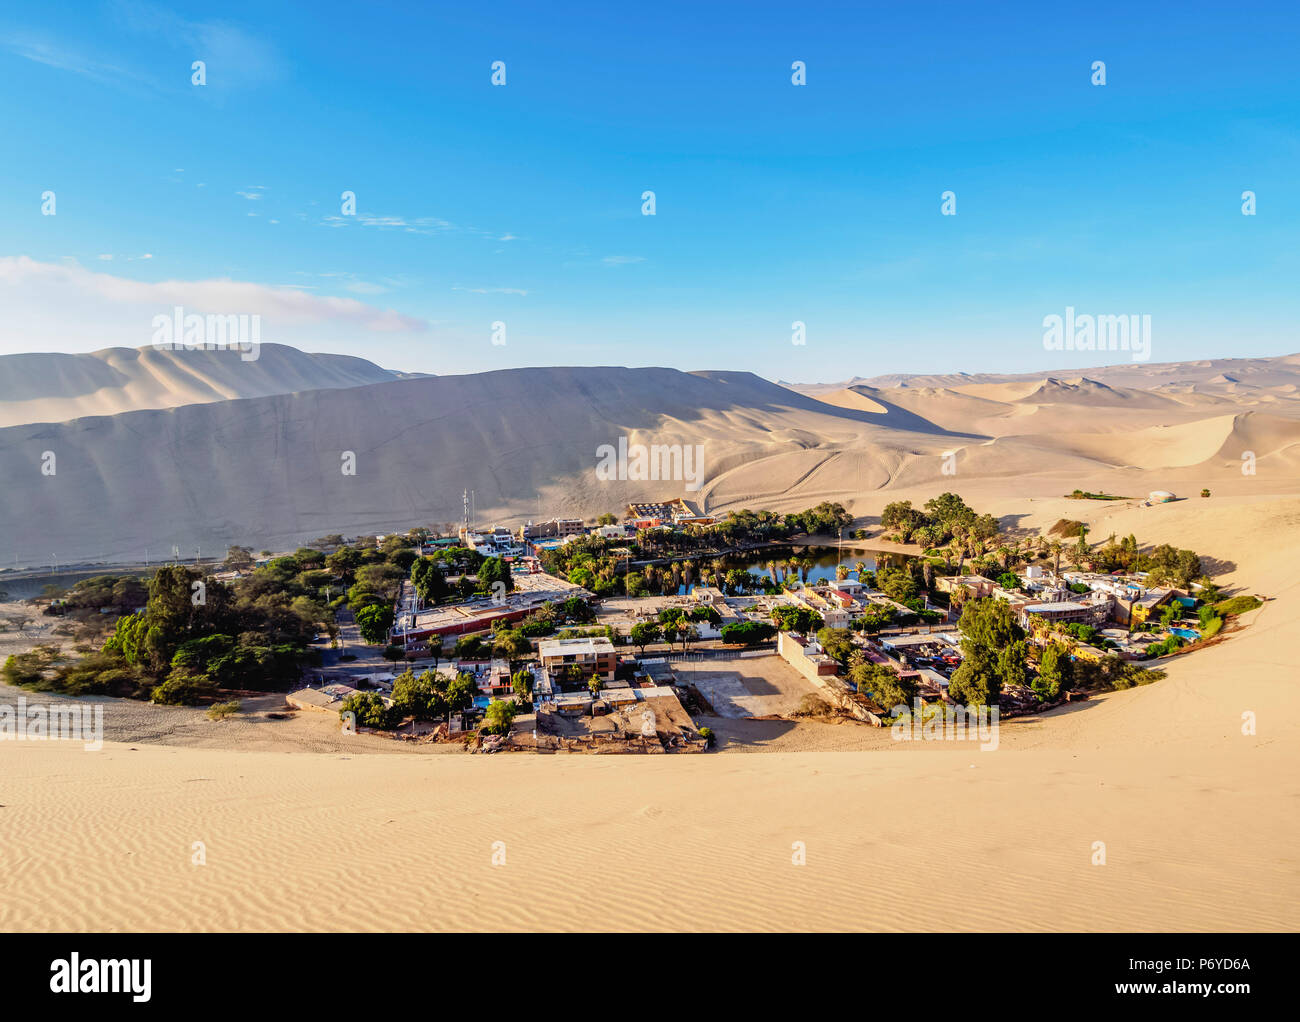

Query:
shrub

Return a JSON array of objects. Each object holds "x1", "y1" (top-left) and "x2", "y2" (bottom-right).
[
  {"x1": 1214, "y1": 595, "x2": 1262, "y2": 617},
  {"x1": 151, "y1": 669, "x2": 217, "y2": 706},
  {"x1": 720, "y1": 620, "x2": 775, "y2": 645},
  {"x1": 206, "y1": 700, "x2": 241, "y2": 720},
  {"x1": 698, "y1": 726, "x2": 716, "y2": 749},
  {"x1": 339, "y1": 691, "x2": 393, "y2": 729}
]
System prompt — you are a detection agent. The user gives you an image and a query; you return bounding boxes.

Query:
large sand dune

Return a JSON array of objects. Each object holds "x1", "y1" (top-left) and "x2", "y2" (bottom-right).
[
  {"x1": 2, "y1": 351, "x2": 1299, "y2": 566},
  {"x1": 0, "y1": 343, "x2": 408, "y2": 428}
]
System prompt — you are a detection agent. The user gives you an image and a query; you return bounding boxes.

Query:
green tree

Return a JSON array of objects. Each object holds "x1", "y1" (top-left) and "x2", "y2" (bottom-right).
[
  {"x1": 445, "y1": 671, "x2": 479, "y2": 725},
  {"x1": 629, "y1": 621, "x2": 662, "y2": 654},
  {"x1": 816, "y1": 627, "x2": 855, "y2": 666},
  {"x1": 1033, "y1": 644, "x2": 1072, "y2": 702},
  {"x1": 340, "y1": 691, "x2": 393, "y2": 729},
  {"x1": 390, "y1": 669, "x2": 444, "y2": 721},
  {"x1": 849, "y1": 662, "x2": 917, "y2": 713},
  {"x1": 483, "y1": 698, "x2": 517, "y2": 735},
  {"x1": 151, "y1": 667, "x2": 216, "y2": 706},
  {"x1": 476, "y1": 556, "x2": 514, "y2": 596},
  {"x1": 947, "y1": 598, "x2": 1026, "y2": 706},
  {"x1": 355, "y1": 603, "x2": 394, "y2": 644}
]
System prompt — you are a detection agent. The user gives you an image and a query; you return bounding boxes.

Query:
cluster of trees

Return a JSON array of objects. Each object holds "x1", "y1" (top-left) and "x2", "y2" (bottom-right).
[
  {"x1": 850, "y1": 661, "x2": 918, "y2": 713},
  {"x1": 719, "y1": 620, "x2": 776, "y2": 646},
  {"x1": 941, "y1": 596, "x2": 1177, "y2": 708},
  {"x1": 1081, "y1": 534, "x2": 1203, "y2": 587},
  {"x1": 4, "y1": 564, "x2": 326, "y2": 704},
  {"x1": 44, "y1": 574, "x2": 148, "y2": 617},
  {"x1": 628, "y1": 606, "x2": 718, "y2": 653},
  {"x1": 784, "y1": 502, "x2": 854, "y2": 537},
  {"x1": 407, "y1": 548, "x2": 505, "y2": 608},
  {"x1": 711, "y1": 502, "x2": 852, "y2": 543},
  {"x1": 881, "y1": 493, "x2": 999, "y2": 550},
  {"x1": 341, "y1": 667, "x2": 486, "y2": 732},
  {"x1": 1033, "y1": 646, "x2": 1167, "y2": 700},
  {"x1": 947, "y1": 598, "x2": 1027, "y2": 706},
  {"x1": 771, "y1": 604, "x2": 823, "y2": 634}
]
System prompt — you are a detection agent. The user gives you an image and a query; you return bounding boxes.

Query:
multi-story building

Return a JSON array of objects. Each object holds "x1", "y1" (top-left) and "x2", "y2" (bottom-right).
[{"x1": 537, "y1": 637, "x2": 617, "y2": 683}]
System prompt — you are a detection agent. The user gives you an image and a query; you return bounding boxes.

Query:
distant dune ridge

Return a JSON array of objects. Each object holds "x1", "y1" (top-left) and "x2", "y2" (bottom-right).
[
  {"x1": 0, "y1": 343, "x2": 414, "y2": 428},
  {"x1": 0, "y1": 346, "x2": 1298, "y2": 566}
]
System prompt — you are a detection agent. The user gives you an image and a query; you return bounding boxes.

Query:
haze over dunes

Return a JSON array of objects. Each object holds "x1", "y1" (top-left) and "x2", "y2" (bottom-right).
[{"x1": 1, "y1": 349, "x2": 1300, "y2": 566}]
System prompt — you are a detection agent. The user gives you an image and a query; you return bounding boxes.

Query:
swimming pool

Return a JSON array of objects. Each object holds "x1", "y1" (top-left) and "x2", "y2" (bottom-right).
[{"x1": 1169, "y1": 627, "x2": 1200, "y2": 641}]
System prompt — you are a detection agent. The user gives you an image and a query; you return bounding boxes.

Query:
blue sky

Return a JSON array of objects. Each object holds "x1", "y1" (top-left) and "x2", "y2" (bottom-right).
[{"x1": 2, "y1": 0, "x2": 1298, "y2": 380}]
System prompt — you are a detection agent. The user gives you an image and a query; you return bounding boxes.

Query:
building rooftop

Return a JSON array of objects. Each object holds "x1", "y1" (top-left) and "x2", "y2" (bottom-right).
[{"x1": 538, "y1": 636, "x2": 615, "y2": 657}]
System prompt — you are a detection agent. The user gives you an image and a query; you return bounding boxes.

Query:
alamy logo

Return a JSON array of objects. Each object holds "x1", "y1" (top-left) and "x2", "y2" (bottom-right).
[
  {"x1": 891, "y1": 700, "x2": 999, "y2": 751},
  {"x1": 50, "y1": 953, "x2": 151, "y2": 1002},
  {"x1": 1042, "y1": 306, "x2": 1150, "y2": 362},
  {"x1": 151, "y1": 306, "x2": 261, "y2": 361},
  {"x1": 1, "y1": 697, "x2": 103, "y2": 751},
  {"x1": 595, "y1": 436, "x2": 704, "y2": 492}
]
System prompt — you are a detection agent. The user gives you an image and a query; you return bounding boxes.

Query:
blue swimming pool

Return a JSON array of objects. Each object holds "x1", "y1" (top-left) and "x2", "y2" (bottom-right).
[{"x1": 1169, "y1": 627, "x2": 1200, "y2": 641}]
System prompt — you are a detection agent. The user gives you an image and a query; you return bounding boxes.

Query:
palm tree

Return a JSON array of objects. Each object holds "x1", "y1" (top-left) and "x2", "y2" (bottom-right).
[
  {"x1": 766, "y1": 560, "x2": 778, "y2": 586},
  {"x1": 1049, "y1": 540, "x2": 1063, "y2": 576},
  {"x1": 855, "y1": 561, "x2": 867, "y2": 580}
]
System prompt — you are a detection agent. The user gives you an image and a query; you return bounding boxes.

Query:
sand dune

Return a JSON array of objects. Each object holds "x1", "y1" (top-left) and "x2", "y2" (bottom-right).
[
  {"x1": 0, "y1": 343, "x2": 409, "y2": 428},
  {"x1": 786, "y1": 352, "x2": 1300, "y2": 395},
  {"x1": 2, "y1": 351, "x2": 1299, "y2": 567}
]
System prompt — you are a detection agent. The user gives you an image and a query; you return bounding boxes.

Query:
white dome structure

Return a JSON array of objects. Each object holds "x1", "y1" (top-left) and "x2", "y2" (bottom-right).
[{"x1": 1149, "y1": 490, "x2": 1176, "y2": 503}]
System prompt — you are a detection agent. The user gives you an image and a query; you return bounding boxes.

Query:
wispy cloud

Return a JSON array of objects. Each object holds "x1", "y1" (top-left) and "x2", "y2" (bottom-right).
[
  {"x1": 321, "y1": 213, "x2": 455, "y2": 235},
  {"x1": 110, "y1": 0, "x2": 286, "y2": 90},
  {"x1": 3, "y1": 35, "x2": 152, "y2": 87},
  {"x1": 0, "y1": 257, "x2": 430, "y2": 355}
]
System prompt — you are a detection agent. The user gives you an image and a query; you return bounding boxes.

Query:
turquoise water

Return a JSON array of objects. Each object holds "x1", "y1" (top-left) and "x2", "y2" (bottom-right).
[{"x1": 1169, "y1": 627, "x2": 1199, "y2": 640}]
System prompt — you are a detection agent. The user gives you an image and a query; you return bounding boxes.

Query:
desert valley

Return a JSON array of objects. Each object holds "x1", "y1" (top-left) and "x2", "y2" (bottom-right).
[{"x1": 1, "y1": 344, "x2": 1298, "y2": 932}]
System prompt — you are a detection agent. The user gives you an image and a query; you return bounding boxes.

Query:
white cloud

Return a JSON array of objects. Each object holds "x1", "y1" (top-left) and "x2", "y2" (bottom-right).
[{"x1": 0, "y1": 256, "x2": 431, "y2": 355}]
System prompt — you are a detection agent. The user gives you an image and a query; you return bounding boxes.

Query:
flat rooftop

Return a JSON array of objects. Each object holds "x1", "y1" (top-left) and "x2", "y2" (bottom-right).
[{"x1": 538, "y1": 636, "x2": 614, "y2": 657}]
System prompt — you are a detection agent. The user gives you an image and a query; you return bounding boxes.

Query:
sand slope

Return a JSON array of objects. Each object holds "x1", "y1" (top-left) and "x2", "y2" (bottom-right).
[
  {"x1": 2, "y1": 352, "x2": 1298, "y2": 567},
  {"x1": 0, "y1": 343, "x2": 408, "y2": 428}
]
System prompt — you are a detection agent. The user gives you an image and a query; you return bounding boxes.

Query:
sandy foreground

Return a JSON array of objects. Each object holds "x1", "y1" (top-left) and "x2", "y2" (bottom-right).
[{"x1": 2, "y1": 494, "x2": 1298, "y2": 932}]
